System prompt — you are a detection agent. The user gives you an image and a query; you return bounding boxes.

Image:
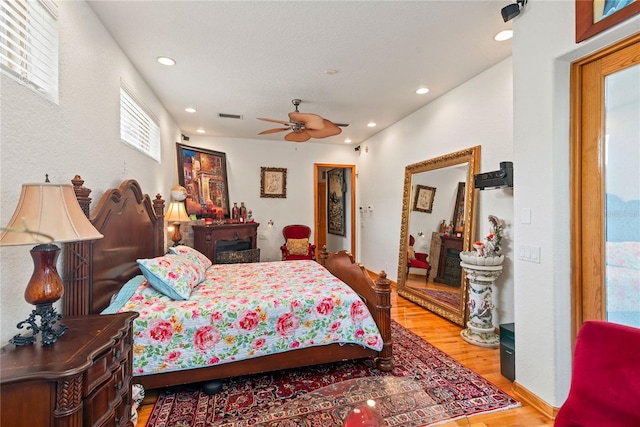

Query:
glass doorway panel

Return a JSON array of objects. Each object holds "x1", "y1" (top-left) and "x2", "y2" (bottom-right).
[{"x1": 604, "y1": 63, "x2": 640, "y2": 327}]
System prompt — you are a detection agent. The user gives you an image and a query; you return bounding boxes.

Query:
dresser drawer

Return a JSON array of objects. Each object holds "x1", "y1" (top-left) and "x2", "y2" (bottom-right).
[
  {"x1": 85, "y1": 350, "x2": 113, "y2": 396},
  {"x1": 84, "y1": 364, "x2": 124, "y2": 427}
]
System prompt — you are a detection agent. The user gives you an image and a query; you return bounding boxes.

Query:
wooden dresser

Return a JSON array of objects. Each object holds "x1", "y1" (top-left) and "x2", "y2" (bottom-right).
[
  {"x1": 0, "y1": 312, "x2": 138, "y2": 427},
  {"x1": 433, "y1": 235, "x2": 464, "y2": 286},
  {"x1": 192, "y1": 222, "x2": 259, "y2": 264}
]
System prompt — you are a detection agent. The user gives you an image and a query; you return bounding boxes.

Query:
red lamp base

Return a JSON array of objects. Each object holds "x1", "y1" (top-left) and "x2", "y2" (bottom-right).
[{"x1": 11, "y1": 244, "x2": 67, "y2": 347}]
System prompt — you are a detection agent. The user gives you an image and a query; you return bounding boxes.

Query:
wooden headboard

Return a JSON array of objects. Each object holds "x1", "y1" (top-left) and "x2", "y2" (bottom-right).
[{"x1": 63, "y1": 176, "x2": 165, "y2": 316}]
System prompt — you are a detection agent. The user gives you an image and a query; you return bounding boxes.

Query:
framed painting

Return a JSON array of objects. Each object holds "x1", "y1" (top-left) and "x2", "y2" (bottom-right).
[
  {"x1": 327, "y1": 168, "x2": 346, "y2": 236},
  {"x1": 412, "y1": 185, "x2": 436, "y2": 213},
  {"x1": 452, "y1": 182, "x2": 466, "y2": 234},
  {"x1": 176, "y1": 143, "x2": 230, "y2": 218},
  {"x1": 576, "y1": 0, "x2": 640, "y2": 42},
  {"x1": 261, "y1": 167, "x2": 287, "y2": 198}
]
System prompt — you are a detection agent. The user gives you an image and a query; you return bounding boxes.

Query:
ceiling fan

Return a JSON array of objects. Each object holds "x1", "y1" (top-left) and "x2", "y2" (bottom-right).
[{"x1": 258, "y1": 99, "x2": 344, "y2": 142}]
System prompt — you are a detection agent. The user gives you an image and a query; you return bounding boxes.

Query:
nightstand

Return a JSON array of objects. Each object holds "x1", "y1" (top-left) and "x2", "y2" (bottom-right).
[{"x1": 0, "y1": 312, "x2": 138, "y2": 427}]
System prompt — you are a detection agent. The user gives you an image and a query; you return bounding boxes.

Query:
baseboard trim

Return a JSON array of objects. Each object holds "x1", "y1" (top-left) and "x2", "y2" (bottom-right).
[{"x1": 513, "y1": 381, "x2": 559, "y2": 419}]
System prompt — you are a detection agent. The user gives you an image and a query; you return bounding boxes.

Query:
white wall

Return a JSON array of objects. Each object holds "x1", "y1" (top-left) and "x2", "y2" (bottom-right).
[
  {"x1": 177, "y1": 136, "x2": 357, "y2": 261},
  {"x1": 512, "y1": 1, "x2": 640, "y2": 407},
  {"x1": 0, "y1": 1, "x2": 181, "y2": 344},
  {"x1": 357, "y1": 57, "x2": 515, "y2": 325}
]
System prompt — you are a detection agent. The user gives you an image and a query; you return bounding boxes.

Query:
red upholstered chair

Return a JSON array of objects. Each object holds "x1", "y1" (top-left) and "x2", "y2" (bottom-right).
[
  {"x1": 407, "y1": 235, "x2": 431, "y2": 282},
  {"x1": 555, "y1": 320, "x2": 640, "y2": 427},
  {"x1": 280, "y1": 224, "x2": 316, "y2": 261}
]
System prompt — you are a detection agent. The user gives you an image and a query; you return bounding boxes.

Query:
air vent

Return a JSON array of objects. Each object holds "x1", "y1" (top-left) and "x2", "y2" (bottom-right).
[{"x1": 218, "y1": 113, "x2": 243, "y2": 119}]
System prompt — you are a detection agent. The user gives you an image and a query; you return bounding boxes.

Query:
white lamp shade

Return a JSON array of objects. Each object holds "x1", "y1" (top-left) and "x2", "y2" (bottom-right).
[
  {"x1": 0, "y1": 183, "x2": 104, "y2": 246},
  {"x1": 165, "y1": 201, "x2": 189, "y2": 223}
]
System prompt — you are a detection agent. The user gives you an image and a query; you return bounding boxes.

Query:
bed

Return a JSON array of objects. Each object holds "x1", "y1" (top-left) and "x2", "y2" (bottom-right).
[{"x1": 62, "y1": 176, "x2": 393, "y2": 390}]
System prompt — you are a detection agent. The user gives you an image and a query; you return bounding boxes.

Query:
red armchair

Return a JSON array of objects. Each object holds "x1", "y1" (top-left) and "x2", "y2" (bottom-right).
[
  {"x1": 407, "y1": 235, "x2": 431, "y2": 282},
  {"x1": 555, "y1": 320, "x2": 640, "y2": 427},
  {"x1": 280, "y1": 224, "x2": 316, "y2": 261}
]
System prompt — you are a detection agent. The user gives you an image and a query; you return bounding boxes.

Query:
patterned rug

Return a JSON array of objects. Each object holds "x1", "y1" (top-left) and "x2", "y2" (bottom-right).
[
  {"x1": 146, "y1": 321, "x2": 519, "y2": 426},
  {"x1": 412, "y1": 288, "x2": 461, "y2": 308}
]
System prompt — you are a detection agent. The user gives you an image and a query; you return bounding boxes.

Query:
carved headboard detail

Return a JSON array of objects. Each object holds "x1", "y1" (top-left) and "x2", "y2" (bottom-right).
[{"x1": 63, "y1": 176, "x2": 165, "y2": 316}]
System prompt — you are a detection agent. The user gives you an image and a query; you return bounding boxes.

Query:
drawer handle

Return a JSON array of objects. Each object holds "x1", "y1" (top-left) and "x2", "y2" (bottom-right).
[
  {"x1": 115, "y1": 416, "x2": 122, "y2": 426},
  {"x1": 505, "y1": 350, "x2": 514, "y2": 355},
  {"x1": 115, "y1": 380, "x2": 123, "y2": 391},
  {"x1": 114, "y1": 350, "x2": 121, "y2": 359}
]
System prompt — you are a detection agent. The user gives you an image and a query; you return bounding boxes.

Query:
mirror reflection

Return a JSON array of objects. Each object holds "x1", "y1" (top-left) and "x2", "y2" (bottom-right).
[{"x1": 397, "y1": 147, "x2": 480, "y2": 326}]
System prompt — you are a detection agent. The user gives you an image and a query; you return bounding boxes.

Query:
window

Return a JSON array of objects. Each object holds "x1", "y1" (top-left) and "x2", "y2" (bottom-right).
[
  {"x1": 120, "y1": 84, "x2": 161, "y2": 162},
  {"x1": 0, "y1": 0, "x2": 59, "y2": 103}
]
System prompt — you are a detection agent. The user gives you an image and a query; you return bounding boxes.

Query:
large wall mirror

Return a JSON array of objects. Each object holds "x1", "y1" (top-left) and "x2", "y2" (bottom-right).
[{"x1": 397, "y1": 146, "x2": 480, "y2": 326}]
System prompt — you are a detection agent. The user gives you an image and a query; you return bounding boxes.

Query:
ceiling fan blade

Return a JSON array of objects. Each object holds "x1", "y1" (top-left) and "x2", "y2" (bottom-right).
[
  {"x1": 258, "y1": 117, "x2": 293, "y2": 126},
  {"x1": 288, "y1": 112, "x2": 325, "y2": 130},
  {"x1": 258, "y1": 127, "x2": 290, "y2": 135},
  {"x1": 305, "y1": 120, "x2": 342, "y2": 138},
  {"x1": 285, "y1": 131, "x2": 311, "y2": 142}
]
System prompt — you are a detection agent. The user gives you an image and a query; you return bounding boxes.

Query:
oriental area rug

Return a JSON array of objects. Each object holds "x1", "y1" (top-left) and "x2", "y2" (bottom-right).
[{"x1": 146, "y1": 321, "x2": 519, "y2": 427}]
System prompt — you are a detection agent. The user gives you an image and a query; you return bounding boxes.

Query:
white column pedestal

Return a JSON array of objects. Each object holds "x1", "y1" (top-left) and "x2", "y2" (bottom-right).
[{"x1": 459, "y1": 262, "x2": 503, "y2": 348}]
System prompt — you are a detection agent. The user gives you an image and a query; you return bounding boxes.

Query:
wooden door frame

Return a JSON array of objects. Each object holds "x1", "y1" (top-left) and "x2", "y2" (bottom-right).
[
  {"x1": 570, "y1": 33, "x2": 639, "y2": 339},
  {"x1": 314, "y1": 164, "x2": 357, "y2": 260}
]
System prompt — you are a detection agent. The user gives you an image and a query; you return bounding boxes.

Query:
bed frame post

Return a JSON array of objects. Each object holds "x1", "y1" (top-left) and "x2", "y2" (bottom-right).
[
  {"x1": 63, "y1": 175, "x2": 93, "y2": 316},
  {"x1": 373, "y1": 271, "x2": 393, "y2": 371},
  {"x1": 153, "y1": 194, "x2": 165, "y2": 255}
]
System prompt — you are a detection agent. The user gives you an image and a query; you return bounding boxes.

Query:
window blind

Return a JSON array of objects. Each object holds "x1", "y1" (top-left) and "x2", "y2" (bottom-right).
[
  {"x1": 0, "y1": 0, "x2": 58, "y2": 102},
  {"x1": 120, "y1": 85, "x2": 161, "y2": 162}
]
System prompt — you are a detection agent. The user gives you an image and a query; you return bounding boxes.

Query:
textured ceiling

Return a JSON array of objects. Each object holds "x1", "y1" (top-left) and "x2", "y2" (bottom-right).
[{"x1": 88, "y1": 1, "x2": 514, "y2": 144}]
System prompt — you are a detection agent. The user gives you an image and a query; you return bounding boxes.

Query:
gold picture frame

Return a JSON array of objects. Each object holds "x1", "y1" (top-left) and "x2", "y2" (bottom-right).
[
  {"x1": 412, "y1": 184, "x2": 436, "y2": 213},
  {"x1": 260, "y1": 167, "x2": 287, "y2": 198}
]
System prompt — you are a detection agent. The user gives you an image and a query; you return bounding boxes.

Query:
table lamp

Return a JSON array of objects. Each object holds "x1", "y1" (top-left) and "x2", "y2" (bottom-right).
[
  {"x1": 165, "y1": 200, "x2": 189, "y2": 246},
  {"x1": 0, "y1": 180, "x2": 103, "y2": 346}
]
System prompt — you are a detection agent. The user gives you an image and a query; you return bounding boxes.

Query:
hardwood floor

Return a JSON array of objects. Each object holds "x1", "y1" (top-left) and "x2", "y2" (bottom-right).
[{"x1": 136, "y1": 285, "x2": 554, "y2": 426}]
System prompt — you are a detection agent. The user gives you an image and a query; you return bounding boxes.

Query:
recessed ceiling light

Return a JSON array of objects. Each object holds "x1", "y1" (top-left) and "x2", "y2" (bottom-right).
[
  {"x1": 367, "y1": 122, "x2": 377, "y2": 127},
  {"x1": 494, "y1": 30, "x2": 513, "y2": 41},
  {"x1": 157, "y1": 56, "x2": 176, "y2": 66},
  {"x1": 185, "y1": 107, "x2": 196, "y2": 113},
  {"x1": 196, "y1": 129, "x2": 205, "y2": 134},
  {"x1": 324, "y1": 69, "x2": 339, "y2": 75},
  {"x1": 344, "y1": 138, "x2": 352, "y2": 143},
  {"x1": 416, "y1": 87, "x2": 430, "y2": 95}
]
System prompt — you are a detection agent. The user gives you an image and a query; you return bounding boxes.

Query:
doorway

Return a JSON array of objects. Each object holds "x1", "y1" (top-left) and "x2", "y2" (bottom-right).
[
  {"x1": 314, "y1": 164, "x2": 357, "y2": 260},
  {"x1": 571, "y1": 33, "x2": 639, "y2": 335}
]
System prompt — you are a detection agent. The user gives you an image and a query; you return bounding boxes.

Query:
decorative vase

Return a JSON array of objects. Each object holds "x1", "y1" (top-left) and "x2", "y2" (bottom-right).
[
  {"x1": 240, "y1": 202, "x2": 247, "y2": 220},
  {"x1": 459, "y1": 251, "x2": 504, "y2": 266},
  {"x1": 459, "y1": 260, "x2": 503, "y2": 348}
]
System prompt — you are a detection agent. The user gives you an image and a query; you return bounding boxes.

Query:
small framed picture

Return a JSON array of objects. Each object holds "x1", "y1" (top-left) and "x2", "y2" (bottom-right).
[
  {"x1": 412, "y1": 185, "x2": 436, "y2": 213},
  {"x1": 260, "y1": 167, "x2": 287, "y2": 198},
  {"x1": 575, "y1": 0, "x2": 640, "y2": 42}
]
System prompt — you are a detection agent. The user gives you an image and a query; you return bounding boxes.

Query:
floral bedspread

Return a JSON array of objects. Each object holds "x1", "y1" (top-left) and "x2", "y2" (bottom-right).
[{"x1": 110, "y1": 260, "x2": 383, "y2": 376}]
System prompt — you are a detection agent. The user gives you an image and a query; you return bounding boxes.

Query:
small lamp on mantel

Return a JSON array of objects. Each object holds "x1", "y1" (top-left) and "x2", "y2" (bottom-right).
[
  {"x1": 0, "y1": 176, "x2": 103, "y2": 346},
  {"x1": 165, "y1": 201, "x2": 189, "y2": 246}
]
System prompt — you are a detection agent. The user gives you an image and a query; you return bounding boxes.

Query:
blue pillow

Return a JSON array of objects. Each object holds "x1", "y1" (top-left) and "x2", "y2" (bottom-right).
[{"x1": 137, "y1": 254, "x2": 204, "y2": 300}]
